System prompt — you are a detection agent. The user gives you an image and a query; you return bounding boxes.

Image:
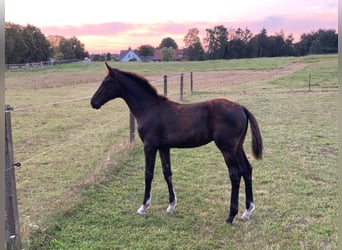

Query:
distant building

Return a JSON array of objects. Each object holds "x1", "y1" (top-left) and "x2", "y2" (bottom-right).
[
  {"x1": 153, "y1": 48, "x2": 185, "y2": 61},
  {"x1": 118, "y1": 47, "x2": 185, "y2": 62},
  {"x1": 174, "y1": 49, "x2": 185, "y2": 61},
  {"x1": 118, "y1": 48, "x2": 142, "y2": 62}
]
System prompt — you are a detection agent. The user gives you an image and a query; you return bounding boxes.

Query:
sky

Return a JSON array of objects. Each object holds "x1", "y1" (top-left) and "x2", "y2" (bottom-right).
[{"x1": 5, "y1": 0, "x2": 338, "y2": 54}]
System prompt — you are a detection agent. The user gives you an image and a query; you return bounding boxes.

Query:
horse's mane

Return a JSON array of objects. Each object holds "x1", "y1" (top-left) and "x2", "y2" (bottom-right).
[{"x1": 117, "y1": 69, "x2": 167, "y2": 100}]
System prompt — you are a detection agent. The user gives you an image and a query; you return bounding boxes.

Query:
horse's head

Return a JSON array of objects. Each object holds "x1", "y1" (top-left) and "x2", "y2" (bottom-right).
[{"x1": 91, "y1": 63, "x2": 123, "y2": 109}]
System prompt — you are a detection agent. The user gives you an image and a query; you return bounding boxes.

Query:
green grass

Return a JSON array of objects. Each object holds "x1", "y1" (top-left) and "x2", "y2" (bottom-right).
[
  {"x1": 6, "y1": 56, "x2": 302, "y2": 74},
  {"x1": 5, "y1": 55, "x2": 337, "y2": 249},
  {"x1": 31, "y1": 86, "x2": 338, "y2": 249},
  {"x1": 268, "y1": 54, "x2": 338, "y2": 89}
]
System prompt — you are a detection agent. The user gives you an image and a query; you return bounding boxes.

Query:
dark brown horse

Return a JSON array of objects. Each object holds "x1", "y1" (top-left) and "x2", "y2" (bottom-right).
[{"x1": 91, "y1": 63, "x2": 263, "y2": 223}]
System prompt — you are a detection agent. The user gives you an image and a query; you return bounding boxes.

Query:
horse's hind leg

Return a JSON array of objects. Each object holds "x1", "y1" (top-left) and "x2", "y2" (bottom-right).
[
  {"x1": 238, "y1": 149, "x2": 255, "y2": 221},
  {"x1": 137, "y1": 144, "x2": 157, "y2": 215},
  {"x1": 220, "y1": 150, "x2": 242, "y2": 223},
  {"x1": 159, "y1": 148, "x2": 177, "y2": 213}
]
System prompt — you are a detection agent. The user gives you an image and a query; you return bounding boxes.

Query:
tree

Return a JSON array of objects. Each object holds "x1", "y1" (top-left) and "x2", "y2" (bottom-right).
[
  {"x1": 226, "y1": 27, "x2": 253, "y2": 59},
  {"x1": 159, "y1": 37, "x2": 178, "y2": 49},
  {"x1": 160, "y1": 47, "x2": 174, "y2": 61},
  {"x1": 294, "y1": 29, "x2": 337, "y2": 55},
  {"x1": 246, "y1": 28, "x2": 272, "y2": 57},
  {"x1": 58, "y1": 38, "x2": 73, "y2": 59},
  {"x1": 185, "y1": 42, "x2": 205, "y2": 61},
  {"x1": 106, "y1": 53, "x2": 112, "y2": 61},
  {"x1": 316, "y1": 29, "x2": 338, "y2": 53},
  {"x1": 22, "y1": 24, "x2": 51, "y2": 62},
  {"x1": 309, "y1": 40, "x2": 323, "y2": 54},
  {"x1": 204, "y1": 25, "x2": 229, "y2": 59},
  {"x1": 69, "y1": 36, "x2": 88, "y2": 59},
  {"x1": 5, "y1": 22, "x2": 28, "y2": 64},
  {"x1": 183, "y1": 28, "x2": 205, "y2": 61},
  {"x1": 137, "y1": 44, "x2": 155, "y2": 61},
  {"x1": 184, "y1": 28, "x2": 200, "y2": 47},
  {"x1": 49, "y1": 36, "x2": 88, "y2": 60},
  {"x1": 284, "y1": 34, "x2": 296, "y2": 56},
  {"x1": 47, "y1": 35, "x2": 63, "y2": 58},
  {"x1": 5, "y1": 22, "x2": 51, "y2": 64}
]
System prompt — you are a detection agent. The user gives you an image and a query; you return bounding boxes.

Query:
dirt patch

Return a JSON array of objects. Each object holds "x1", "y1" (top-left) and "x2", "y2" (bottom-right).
[
  {"x1": 147, "y1": 62, "x2": 307, "y2": 85},
  {"x1": 5, "y1": 62, "x2": 307, "y2": 90},
  {"x1": 5, "y1": 71, "x2": 104, "y2": 90}
]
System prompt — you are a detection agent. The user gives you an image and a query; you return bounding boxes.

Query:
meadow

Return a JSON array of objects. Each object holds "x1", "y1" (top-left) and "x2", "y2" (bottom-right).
[{"x1": 4, "y1": 54, "x2": 338, "y2": 249}]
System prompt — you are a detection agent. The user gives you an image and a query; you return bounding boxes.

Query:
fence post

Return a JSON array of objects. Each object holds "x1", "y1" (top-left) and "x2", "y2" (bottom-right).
[
  {"x1": 129, "y1": 112, "x2": 135, "y2": 144},
  {"x1": 308, "y1": 73, "x2": 311, "y2": 91},
  {"x1": 190, "y1": 72, "x2": 193, "y2": 93},
  {"x1": 5, "y1": 105, "x2": 21, "y2": 250},
  {"x1": 180, "y1": 73, "x2": 184, "y2": 101},
  {"x1": 164, "y1": 75, "x2": 167, "y2": 96}
]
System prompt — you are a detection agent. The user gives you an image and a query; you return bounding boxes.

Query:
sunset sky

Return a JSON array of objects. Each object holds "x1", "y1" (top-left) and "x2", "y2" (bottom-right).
[{"x1": 5, "y1": 0, "x2": 338, "y2": 54}]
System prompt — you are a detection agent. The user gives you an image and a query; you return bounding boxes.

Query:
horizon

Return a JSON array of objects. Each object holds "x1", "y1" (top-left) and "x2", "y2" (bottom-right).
[{"x1": 5, "y1": 0, "x2": 338, "y2": 54}]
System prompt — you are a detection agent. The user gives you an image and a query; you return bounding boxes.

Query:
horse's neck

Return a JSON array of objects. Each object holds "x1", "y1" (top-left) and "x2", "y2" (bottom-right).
[{"x1": 121, "y1": 81, "x2": 158, "y2": 119}]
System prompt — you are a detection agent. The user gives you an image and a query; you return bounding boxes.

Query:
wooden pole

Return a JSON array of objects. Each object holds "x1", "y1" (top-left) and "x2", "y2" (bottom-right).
[
  {"x1": 180, "y1": 73, "x2": 184, "y2": 101},
  {"x1": 1, "y1": 111, "x2": 6, "y2": 250},
  {"x1": 190, "y1": 72, "x2": 193, "y2": 93},
  {"x1": 308, "y1": 73, "x2": 311, "y2": 91},
  {"x1": 129, "y1": 112, "x2": 135, "y2": 144},
  {"x1": 164, "y1": 75, "x2": 167, "y2": 96},
  {"x1": 1, "y1": 13, "x2": 6, "y2": 249},
  {"x1": 5, "y1": 105, "x2": 21, "y2": 249}
]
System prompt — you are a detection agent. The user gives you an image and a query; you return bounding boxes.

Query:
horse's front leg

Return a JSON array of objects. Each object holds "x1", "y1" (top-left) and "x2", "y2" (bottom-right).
[
  {"x1": 159, "y1": 148, "x2": 177, "y2": 213},
  {"x1": 137, "y1": 144, "x2": 157, "y2": 215}
]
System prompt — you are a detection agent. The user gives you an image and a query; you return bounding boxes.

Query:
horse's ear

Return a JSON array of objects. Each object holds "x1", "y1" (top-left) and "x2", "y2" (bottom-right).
[{"x1": 105, "y1": 62, "x2": 111, "y2": 73}]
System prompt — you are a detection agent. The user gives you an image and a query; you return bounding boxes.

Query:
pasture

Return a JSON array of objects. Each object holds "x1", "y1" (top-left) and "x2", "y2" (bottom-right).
[{"x1": 5, "y1": 55, "x2": 338, "y2": 249}]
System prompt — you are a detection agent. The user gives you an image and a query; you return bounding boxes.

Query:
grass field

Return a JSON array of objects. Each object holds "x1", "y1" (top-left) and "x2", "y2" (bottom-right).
[{"x1": 5, "y1": 55, "x2": 338, "y2": 249}]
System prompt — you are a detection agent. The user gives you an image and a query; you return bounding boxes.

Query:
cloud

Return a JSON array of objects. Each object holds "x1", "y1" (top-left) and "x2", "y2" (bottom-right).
[
  {"x1": 40, "y1": 9, "x2": 338, "y2": 54},
  {"x1": 244, "y1": 11, "x2": 338, "y2": 40},
  {"x1": 41, "y1": 22, "x2": 136, "y2": 36}
]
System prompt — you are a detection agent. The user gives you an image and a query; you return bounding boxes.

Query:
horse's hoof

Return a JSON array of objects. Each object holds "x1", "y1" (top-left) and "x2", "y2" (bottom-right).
[
  {"x1": 241, "y1": 202, "x2": 255, "y2": 221},
  {"x1": 166, "y1": 199, "x2": 177, "y2": 214},
  {"x1": 137, "y1": 205, "x2": 147, "y2": 215},
  {"x1": 137, "y1": 200, "x2": 151, "y2": 215},
  {"x1": 225, "y1": 216, "x2": 234, "y2": 224}
]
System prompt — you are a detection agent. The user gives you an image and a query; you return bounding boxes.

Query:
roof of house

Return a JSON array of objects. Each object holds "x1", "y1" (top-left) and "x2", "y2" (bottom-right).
[{"x1": 119, "y1": 49, "x2": 142, "y2": 62}]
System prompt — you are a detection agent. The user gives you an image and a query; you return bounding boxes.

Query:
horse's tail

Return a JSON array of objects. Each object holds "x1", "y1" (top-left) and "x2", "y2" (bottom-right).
[{"x1": 243, "y1": 107, "x2": 263, "y2": 160}]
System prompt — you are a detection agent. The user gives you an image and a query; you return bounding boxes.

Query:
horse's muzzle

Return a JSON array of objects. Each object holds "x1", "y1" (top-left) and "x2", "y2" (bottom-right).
[{"x1": 90, "y1": 99, "x2": 101, "y2": 109}]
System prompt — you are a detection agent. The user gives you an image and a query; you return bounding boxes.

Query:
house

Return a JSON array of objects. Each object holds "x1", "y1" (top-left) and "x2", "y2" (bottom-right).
[
  {"x1": 119, "y1": 48, "x2": 142, "y2": 62},
  {"x1": 153, "y1": 48, "x2": 185, "y2": 61},
  {"x1": 153, "y1": 49, "x2": 162, "y2": 61},
  {"x1": 174, "y1": 49, "x2": 185, "y2": 61}
]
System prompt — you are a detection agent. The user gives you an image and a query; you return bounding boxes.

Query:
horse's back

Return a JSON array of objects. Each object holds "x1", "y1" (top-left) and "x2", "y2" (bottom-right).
[{"x1": 139, "y1": 98, "x2": 247, "y2": 148}]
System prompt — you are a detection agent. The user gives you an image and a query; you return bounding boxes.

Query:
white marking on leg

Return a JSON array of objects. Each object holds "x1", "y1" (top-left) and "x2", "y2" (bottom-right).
[
  {"x1": 166, "y1": 193, "x2": 177, "y2": 214},
  {"x1": 241, "y1": 202, "x2": 255, "y2": 221},
  {"x1": 137, "y1": 197, "x2": 151, "y2": 215}
]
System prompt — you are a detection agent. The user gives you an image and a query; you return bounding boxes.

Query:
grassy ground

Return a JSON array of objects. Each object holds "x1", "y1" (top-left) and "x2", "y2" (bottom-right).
[{"x1": 5, "y1": 55, "x2": 337, "y2": 249}]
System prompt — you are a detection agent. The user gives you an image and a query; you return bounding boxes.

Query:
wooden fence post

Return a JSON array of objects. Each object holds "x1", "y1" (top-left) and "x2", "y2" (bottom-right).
[
  {"x1": 308, "y1": 73, "x2": 311, "y2": 91},
  {"x1": 164, "y1": 75, "x2": 167, "y2": 96},
  {"x1": 180, "y1": 73, "x2": 184, "y2": 101},
  {"x1": 129, "y1": 112, "x2": 135, "y2": 144},
  {"x1": 190, "y1": 72, "x2": 193, "y2": 93},
  {"x1": 5, "y1": 105, "x2": 21, "y2": 250}
]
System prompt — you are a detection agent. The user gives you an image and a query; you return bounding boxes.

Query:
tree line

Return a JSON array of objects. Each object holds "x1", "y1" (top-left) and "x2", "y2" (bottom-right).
[
  {"x1": 5, "y1": 22, "x2": 337, "y2": 64},
  {"x1": 183, "y1": 26, "x2": 337, "y2": 61},
  {"x1": 5, "y1": 22, "x2": 89, "y2": 64},
  {"x1": 135, "y1": 26, "x2": 337, "y2": 61}
]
